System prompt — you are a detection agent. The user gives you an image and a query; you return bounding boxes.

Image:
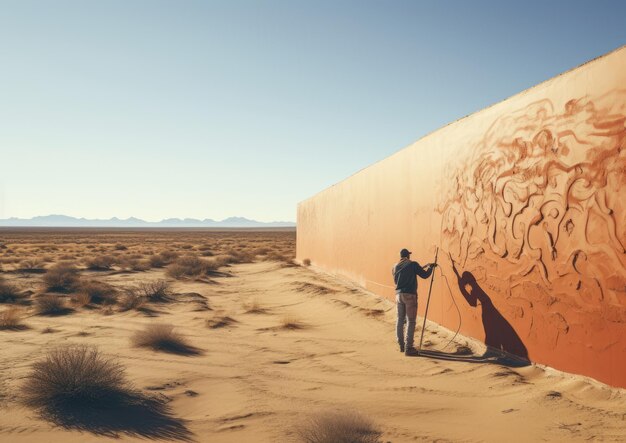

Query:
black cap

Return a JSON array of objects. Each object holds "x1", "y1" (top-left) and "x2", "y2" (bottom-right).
[{"x1": 400, "y1": 248, "x2": 411, "y2": 258}]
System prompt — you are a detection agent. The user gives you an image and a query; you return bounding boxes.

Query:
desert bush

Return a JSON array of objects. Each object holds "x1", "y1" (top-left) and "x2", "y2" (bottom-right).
[
  {"x1": 0, "y1": 277, "x2": 27, "y2": 303},
  {"x1": 118, "y1": 289, "x2": 146, "y2": 311},
  {"x1": 0, "y1": 307, "x2": 25, "y2": 330},
  {"x1": 71, "y1": 292, "x2": 92, "y2": 307},
  {"x1": 77, "y1": 280, "x2": 117, "y2": 305},
  {"x1": 22, "y1": 345, "x2": 129, "y2": 408},
  {"x1": 19, "y1": 259, "x2": 45, "y2": 271},
  {"x1": 36, "y1": 294, "x2": 70, "y2": 315},
  {"x1": 138, "y1": 280, "x2": 171, "y2": 302},
  {"x1": 119, "y1": 258, "x2": 150, "y2": 272},
  {"x1": 280, "y1": 314, "x2": 306, "y2": 330},
  {"x1": 303, "y1": 258, "x2": 311, "y2": 266},
  {"x1": 265, "y1": 251, "x2": 290, "y2": 262},
  {"x1": 252, "y1": 247, "x2": 271, "y2": 256},
  {"x1": 148, "y1": 254, "x2": 166, "y2": 268},
  {"x1": 296, "y1": 410, "x2": 382, "y2": 443},
  {"x1": 244, "y1": 299, "x2": 267, "y2": 314},
  {"x1": 85, "y1": 255, "x2": 116, "y2": 271},
  {"x1": 114, "y1": 244, "x2": 128, "y2": 251},
  {"x1": 43, "y1": 262, "x2": 80, "y2": 292},
  {"x1": 132, "y1": 324, "x2": 199, "y2": 355},
  {"x1": 210, "y1": 255, "x2": 233, "y2": 268},
  {"x1": 131, "y1": 260, "x2": 151, "y2": 272},
  {"x1": 166, "y1": 256, "x2": 210, "y2": 279},
  {"x1": 223, "y1": 249, "x2": 254, "y2": 264},
  {"x1": 159, "y1": 251, "x2": 179, "y2": 263}
]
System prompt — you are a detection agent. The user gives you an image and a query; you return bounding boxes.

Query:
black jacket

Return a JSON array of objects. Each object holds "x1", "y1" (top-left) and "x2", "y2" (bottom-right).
[{"x1": 392, "y1": 259, "x2": 433, "y2": 295}]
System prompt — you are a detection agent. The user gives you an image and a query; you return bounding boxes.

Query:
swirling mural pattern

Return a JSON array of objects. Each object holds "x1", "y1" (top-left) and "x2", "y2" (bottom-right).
[{"x1": 437, "y1": 91, "x2": 626, "y2": 357}]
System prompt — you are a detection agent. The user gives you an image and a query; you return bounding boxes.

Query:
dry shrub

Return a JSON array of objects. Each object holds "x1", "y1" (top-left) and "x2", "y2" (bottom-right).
[
  {"x1": 303, "y1": 258, "x2": 311, "y2": 266},
  {"x1": 296, "y1": 410, "x2": 382, "y2": 443},
  {"x1": 0, "y1": 277, "x2": 27, "y2": 303},
  {"x1": 280, "y1": 313, "x2": 306, "y2": 330},
  {"x1": 43, "y1": 262, "x2": 80, "y2": 292},
  {"x1": 120, "y1": 258, "x2": 150, "y2": 272},
  {"x1": 265, "y1": 251, "x2": 289, "y2": 262},
  {"x1": 36, "y1": 295, "x2": 71, "y2": 316},
  {"x1": 166, "y1": 256, "x2": 210, "y2": 279},
  {"x1": 85, "y1": 255, "x2": 116, "y2": 271},
  {"x1": 78, "y1": 280, "x2": 117, "y2": 305},
  {"x1": 19, "y1": 259, "x2": 45, "y2": 272},
  {"x1": 114, "y1": 244, "x2": 127, "y2": 251},
  {"x1": 138, "y1": 280, "x2": 171, "y2": 302},
  {"x1": 22, "y1": 345, "x2": 129, "y2": 409},
  {"x1": 223, "y1": 249, "x2": 254, "y2": 264},
  {"x1": 0, "y1": 307, "x2": 26, "y2": 330},
  {"x1": 118, "y1": 289, "x2": 146, "y2": 311},
  {"x1": 71, "y1": 292, "x2": 92, "y2": 307},
  {"x1": 132, "y1": 324, "x2": 200, "y2": 355},
  {"x1": 252, "y1": 247, "x2": 271, "y2": 256},
  {"x1": 244, "y1": 299, "x2": 267, "y2": 314},
  {"x1": 148, "y1": 254, "x2": 166, "y2": 268},
  {"x1": 158, "y1": 251, "x2": 179, "y2": 263}
]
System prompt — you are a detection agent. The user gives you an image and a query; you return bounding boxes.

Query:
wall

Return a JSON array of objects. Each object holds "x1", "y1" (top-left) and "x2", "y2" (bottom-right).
[{"x1": 296, "y1": 46, "x2": 626, "y2": 388}]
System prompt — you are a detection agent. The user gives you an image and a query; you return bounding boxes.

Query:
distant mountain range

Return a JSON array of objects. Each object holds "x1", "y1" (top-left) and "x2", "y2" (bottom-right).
[{"x1": 0, "y1": 215, "x2": 296, "y2": 228}]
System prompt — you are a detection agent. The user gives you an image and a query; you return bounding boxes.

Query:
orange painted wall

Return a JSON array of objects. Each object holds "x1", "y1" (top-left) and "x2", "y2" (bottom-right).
[{"x1": 297, "y1": 46, "x2": 626, "y2": 388}]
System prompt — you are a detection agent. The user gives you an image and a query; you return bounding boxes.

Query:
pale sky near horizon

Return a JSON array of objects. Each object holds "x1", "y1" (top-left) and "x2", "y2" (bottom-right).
[{"x1": 1, "y1": 1, "x2": 625, "y2": 222}]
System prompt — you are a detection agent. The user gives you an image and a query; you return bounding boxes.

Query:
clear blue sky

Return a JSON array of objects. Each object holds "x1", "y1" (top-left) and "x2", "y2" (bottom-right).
[{"x1": 1, "y1": 0, "x2": 624, "y2": 222}]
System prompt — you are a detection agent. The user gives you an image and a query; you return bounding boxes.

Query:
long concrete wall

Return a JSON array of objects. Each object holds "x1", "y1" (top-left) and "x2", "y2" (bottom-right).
[{"x1": 297, "y1": 46, "x2": 626, "y2": 388}]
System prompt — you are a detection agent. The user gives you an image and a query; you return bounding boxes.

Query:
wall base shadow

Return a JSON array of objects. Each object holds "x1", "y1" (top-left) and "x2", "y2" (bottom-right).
[{"x1": 414, "y1": 349, "x2": 530, "y2": 368}]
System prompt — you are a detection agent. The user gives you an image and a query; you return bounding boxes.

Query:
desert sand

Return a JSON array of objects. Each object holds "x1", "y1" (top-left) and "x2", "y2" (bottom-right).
[{"x1": 0, "y1": 229, "x2": 625, "y2": 442}]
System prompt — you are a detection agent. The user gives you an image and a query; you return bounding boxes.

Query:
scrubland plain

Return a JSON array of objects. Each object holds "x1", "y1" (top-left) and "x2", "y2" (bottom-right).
[{"x1": 0, "y1": 228, "x2": 624, "y2": 442}]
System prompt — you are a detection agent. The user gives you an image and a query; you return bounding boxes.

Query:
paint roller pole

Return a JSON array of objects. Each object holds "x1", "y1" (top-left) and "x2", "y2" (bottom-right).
[{"x1": 418, "y1": 246, "x2": 439, "y2": 356}]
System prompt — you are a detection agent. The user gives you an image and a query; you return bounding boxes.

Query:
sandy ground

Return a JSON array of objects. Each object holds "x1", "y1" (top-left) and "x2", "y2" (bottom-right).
[{"x1": 1, "y1": 261, "x2": 625, "y2": 442}]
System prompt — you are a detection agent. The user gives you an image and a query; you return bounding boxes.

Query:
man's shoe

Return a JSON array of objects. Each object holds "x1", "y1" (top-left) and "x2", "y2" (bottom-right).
[
  {"x1": 404, "y1": 347, "x2": 419, "y2": 356},
  {"x1": 399, "y1": 343, "x2": 405, "y2": 353}
]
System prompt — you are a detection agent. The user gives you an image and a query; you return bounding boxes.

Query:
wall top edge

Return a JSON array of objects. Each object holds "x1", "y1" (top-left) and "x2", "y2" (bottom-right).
[{"x1": 298, "y1": 44, "x2": 626, "y2": 207}]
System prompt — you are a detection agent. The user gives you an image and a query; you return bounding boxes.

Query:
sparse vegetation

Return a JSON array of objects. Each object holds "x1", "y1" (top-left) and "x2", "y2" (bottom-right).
[
  {"x1": 77, "y1": 280, "x2": 117, "y2": 305},
  {"x1": 244, "y1": 299, "x2": 267, "y2": 314},
  {"x1": 0, "y1": 277, "x2": 27, "y2": 303},
  {"x1": 138, "y1": 280, "x2": 171, "y2": 302},
  {"x1": 132, "y1": 324, "x2": 200, "y2": 355},
  {"x1": 71, "y1": 292, "x2": 92, "y2": 307},
  {"x1": 118, "y1": 289, "x2": 146, "y2": 311},
  {"x1": 85, "y1": 255, "x2": 116, "y2": 271},
  {"x1": 22, "y1": 345, "x2": 129, "y2": 408},
  {"x1": 303, "y1": 258, "x2": 311, "y2": 266},
  {"x1": 0, "y1": 307, "x2": 26, "y2": 330},
  {"x1": 36, "y1": 294, "x2": 70, "y2": 315},
  {"x1": 43, "y1": 262, "x2": 80, "y2": 292},
  {"x1": 296, "y1": 410, "x2": 382, "y2": 443},
  {"x1": 280, "y1": 313, "x2": 306, "y2": 330},
  {"x1": 166, "y1": 255, "x2": 212, "y2": 279}
]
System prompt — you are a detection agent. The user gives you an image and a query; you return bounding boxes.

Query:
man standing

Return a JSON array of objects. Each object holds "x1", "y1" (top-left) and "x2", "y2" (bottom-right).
[{"x1": 393, "y1": 248, "x2": 436, "y2": 356}]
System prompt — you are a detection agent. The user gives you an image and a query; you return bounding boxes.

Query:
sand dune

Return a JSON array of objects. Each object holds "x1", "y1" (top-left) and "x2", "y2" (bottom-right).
[{"x1": 1, "y1": 260, "x2": 625, "y2": 442}]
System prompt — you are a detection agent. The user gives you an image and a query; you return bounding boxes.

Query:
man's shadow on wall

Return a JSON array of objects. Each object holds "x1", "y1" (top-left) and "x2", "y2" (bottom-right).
[
  {"x1": 448, "y1": 258, "x2": 529, "y2": 362},
  {"x1": 417, "y1": 256, "x2": 530, "y2": 368}
]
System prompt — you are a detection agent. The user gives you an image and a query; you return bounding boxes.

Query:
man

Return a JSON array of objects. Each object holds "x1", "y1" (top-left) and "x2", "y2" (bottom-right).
[{"x1": 393, "y1": 248, "x2": 436, "y2": 356}]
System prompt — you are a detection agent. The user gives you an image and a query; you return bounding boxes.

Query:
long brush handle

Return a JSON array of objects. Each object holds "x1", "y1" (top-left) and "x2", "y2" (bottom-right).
[{"x1": 418, "y1": 246, "x2": 439, "y2": 354}]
